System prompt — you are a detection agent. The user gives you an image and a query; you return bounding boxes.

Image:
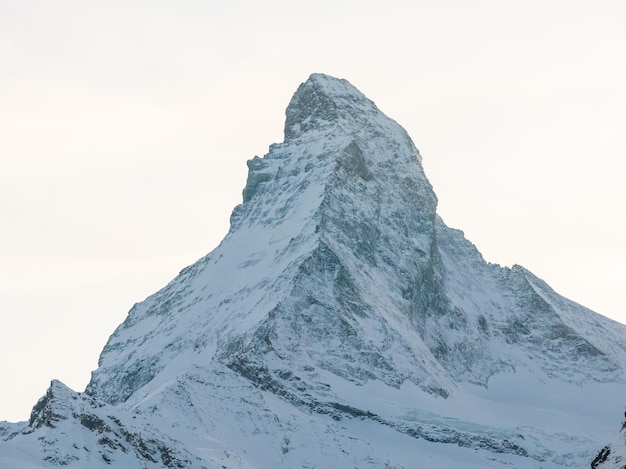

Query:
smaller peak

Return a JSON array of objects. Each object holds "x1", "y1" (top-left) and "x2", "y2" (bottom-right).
[
  {"x1": 49, "y1": 379, "x2": 70, "y2": 391},
  {"x1": 28, "y1": 380, "x2": 75, "y2": 430},
  {"x1": 284, "y1": 73, "x2": 376, "y2": 140}
]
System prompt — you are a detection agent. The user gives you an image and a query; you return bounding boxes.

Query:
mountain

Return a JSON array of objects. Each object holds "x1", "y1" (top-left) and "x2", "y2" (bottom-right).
[{"x1": 1, "y1": 73, "x2": 625, "y2": 468}]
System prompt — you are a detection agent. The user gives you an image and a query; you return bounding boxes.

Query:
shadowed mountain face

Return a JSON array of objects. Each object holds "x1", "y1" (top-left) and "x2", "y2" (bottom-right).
[{"x1": 2, "y1": 74, "x2": 625, "y2": 468}]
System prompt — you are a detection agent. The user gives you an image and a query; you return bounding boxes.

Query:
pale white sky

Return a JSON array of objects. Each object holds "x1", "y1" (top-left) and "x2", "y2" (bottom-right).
[{"x1": 1, "y1": 0, "x2": 624, "y2": 422}]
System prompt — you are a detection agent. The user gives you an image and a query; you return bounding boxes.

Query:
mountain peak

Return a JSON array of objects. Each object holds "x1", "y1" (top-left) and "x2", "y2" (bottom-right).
[
  {"x1": 301, "y1": 73, "x2": 365, "y2": 100},
  {"x1": 284, "y1": 73, "x2": 396, "y2": 143}
]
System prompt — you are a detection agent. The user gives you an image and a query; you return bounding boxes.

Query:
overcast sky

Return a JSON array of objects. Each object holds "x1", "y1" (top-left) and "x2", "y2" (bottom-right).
[{"x1": 1, "y1": 0, "x2": 624, "y2": 422}]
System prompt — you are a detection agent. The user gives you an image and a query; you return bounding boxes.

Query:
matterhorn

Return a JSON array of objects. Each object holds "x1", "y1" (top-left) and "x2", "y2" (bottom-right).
[{"x1": 2, "y1": 73, "x2": 625, "y2": 468}]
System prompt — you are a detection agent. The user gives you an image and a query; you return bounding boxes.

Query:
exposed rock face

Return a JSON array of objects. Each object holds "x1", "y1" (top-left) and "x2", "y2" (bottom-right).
[
  {"x1": 591, "y1": 413, "x2": 626, "y2": 469},
  {"x1": 2, "y1": 74, "x2": 626, "y2": 468}
]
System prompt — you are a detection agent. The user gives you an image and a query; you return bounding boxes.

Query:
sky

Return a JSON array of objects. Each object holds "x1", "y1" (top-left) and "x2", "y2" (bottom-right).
[{"x1": 1, "y1": 0, "x2": 624, "y2": 423}]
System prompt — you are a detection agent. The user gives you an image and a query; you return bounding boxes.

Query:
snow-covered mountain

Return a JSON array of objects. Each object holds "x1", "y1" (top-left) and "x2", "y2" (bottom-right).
[{"x1": 1, "y1": 73, "x2": 624, "y2": 468}]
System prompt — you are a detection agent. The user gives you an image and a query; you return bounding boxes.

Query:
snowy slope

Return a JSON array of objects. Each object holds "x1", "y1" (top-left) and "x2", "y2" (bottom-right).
[{"x1": 1, "y1": 73, "x2": 624, "y2": 468}]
